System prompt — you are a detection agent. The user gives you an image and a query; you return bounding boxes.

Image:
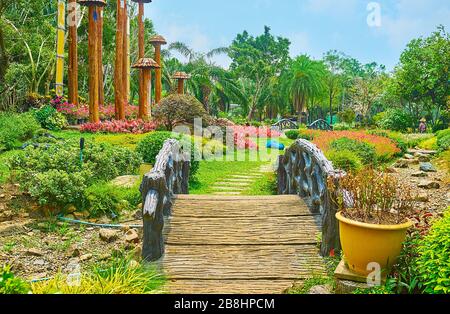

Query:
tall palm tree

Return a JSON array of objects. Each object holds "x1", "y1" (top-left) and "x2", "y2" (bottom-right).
[{"x1": 280, "y1": 55, "x2": 327, "y2": 122}]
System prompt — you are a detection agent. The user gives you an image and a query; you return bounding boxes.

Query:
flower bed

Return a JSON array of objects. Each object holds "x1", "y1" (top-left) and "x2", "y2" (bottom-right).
[
  {"x1": 56, "y1": 102, "x2": 138, "y2": 122},
  {"x1": 300, "y1": 130, "x2": 401, "y2": 162},
  {"x1": 80, "y1": 120, "x2": 157, "y2": 134}
]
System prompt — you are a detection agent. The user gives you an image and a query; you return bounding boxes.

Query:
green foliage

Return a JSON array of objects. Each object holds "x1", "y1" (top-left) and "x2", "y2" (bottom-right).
[
  {"x1": 330, "y1": 137, "x2": 377, "y2": 165},
  {"x1": 84, "y1": 182, "x2": 141, "y2": 218},
  {"x1": 8, "y1": 140, "x2": 141, "y2": 210},
  {"x1": 153, "y1": 94, "x2": 210, "y2": 130},
  {"x1": 332, "y1": 123, "x2": 353, "y2": 131},
  {"x1": 326, "y1": 150, "x2": 363, "y2": 172},
  {"x1": 285, "y1": 130, "x2": 299, "y2": 140},
  {"x1": 376, "y1": 108, "x2": 413, "y2": 132},
  {"x1": 337, "y1": 109, "x2": 356, "y2": 124},
  {"x1": 0, "y1": 265, "x2": 30, "y2": 294},
  {"x1": 136, "y1": 131, "x2": 200, "y2": 178},
  {"x1": 0, "y1": 112, "x2": 41, "y2": 150},
  {"x1": 436, "y1": 129, "x2": 450, "y2": 152},
  {"x1": 416, "y1": 210, "x2": 450, "y2": 294},
  {"x1": 33, "y1": 105, "x2": 67, "y2": 131}
]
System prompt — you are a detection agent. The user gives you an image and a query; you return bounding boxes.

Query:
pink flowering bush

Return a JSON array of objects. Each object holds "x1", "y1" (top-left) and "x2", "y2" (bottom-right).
[
  {"x1": 80, "y1": 120, "x2": 157, "y2": 134},
  {"x1": 56, "y1": 103, "x2": 138, "y2": 122},
  {"x1": 230, "y1": 126, "x2": 281, "y2": 138}
]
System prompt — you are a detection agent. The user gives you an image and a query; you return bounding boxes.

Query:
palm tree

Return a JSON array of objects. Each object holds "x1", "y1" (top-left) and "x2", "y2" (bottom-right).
[{"x1": 280, "y1": 55, "x2": 327, "y2": 122}]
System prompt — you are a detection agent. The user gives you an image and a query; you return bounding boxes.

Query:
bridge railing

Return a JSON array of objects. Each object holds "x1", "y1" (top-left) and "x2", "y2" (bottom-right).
[
  {"x1": 277, "y1": 139, "x2": 345, "y2": 256},
  {"x1": 272, "y1": 119, "x2": 298, "y2": 131},
  {"x1": 140, "y1": 139, "x2": 190, "y2": 262}
]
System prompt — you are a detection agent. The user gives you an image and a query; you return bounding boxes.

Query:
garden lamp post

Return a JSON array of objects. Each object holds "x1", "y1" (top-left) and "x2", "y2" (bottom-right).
[
  {"x1": 131, "y1": 0, "x2": 152, "y2": 115},
  {"x1": 172, "y1": 71, "x2": 190, "y2": 95},
  {"x1": 149, "y1": 35, "x2": 167, "y2": 104},
  {"x1": 132, "y1": 58, "x2": 160, "y2": 120},
  {"x1": 78, "y1": 0, "x2": 106, "y2": 123}
]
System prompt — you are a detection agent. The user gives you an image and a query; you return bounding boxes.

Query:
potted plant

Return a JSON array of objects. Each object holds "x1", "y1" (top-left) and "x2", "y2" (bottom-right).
[{"x1": 328, "y1": 168, "x2": 414, "y2": 276}]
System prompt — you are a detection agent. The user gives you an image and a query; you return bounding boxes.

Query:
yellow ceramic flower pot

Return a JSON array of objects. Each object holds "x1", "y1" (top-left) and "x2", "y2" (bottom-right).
[{"x1": 336, "y1": 211, "x2": 413, "y2": 276}]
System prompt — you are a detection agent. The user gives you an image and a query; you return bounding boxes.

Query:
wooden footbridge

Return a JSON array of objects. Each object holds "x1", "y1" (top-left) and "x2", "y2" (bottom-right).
[{"x1": 140, "y1": 140, "x2": 344, "y2": 294}]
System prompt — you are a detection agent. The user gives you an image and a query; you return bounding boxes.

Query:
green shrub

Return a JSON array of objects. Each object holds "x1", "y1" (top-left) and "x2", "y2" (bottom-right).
[
  {"x1": 326, "y1": 150, "x2": 363, "y2": 172},
  {"x1": 0, "y1": 112, "x2": 41, "y2": 151},
  {"x1": 285, "y1": 130, "x2": 299, "y2": 140},
  {"x1": 330, "y1": 137, "x2": 377, "y2": 165},
  {"x1": 84, "y1": 182, "x2": 141, "y2": 217},
  {"x1": 0, "y1": 265, "x2": 30, "y2": 294},
  {"x1": 376, "y1": 109, "x2": 413, "y2": 132},
  {"x1": 8, "y1": 140, "x2": 141, "y2": 210},
  {"x1": 436, "y1": 129, "x2": 450, "y2": 152},
  {"x1": 416, "y1": 209, "x2": 450, "y2": 294},
  {"x1": 337, "y1": 109, "x2": 356, "y2": 124},
  {"x1": 33, "y1": 105, "x2": 68, "y2": 131},
  {"x1": 136, "y1": 132, "x2": 200, "y2": 178},
  {"x1": 332, "y1": 123, "x2": 353, "y2": 131}
]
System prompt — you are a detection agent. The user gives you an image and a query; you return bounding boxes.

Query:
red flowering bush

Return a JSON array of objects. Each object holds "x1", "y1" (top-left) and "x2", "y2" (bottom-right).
[
  {"x1": 80, "y1": 120, "x2": 157, "y2": 134},
  {"x1": 56, "y1": 103, "x2": 138, "y2": 122},
  {"x1": 230, "y1": 126, "x2": 281, "y2": 138},
  {"x1": 300, "y1": 129, "x2": 401, "y2": 161}
]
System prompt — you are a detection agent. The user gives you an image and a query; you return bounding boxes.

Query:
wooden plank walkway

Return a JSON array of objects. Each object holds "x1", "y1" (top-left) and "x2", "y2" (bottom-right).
[{"x1": 161, "y1": 195, "x2": 326, "y2": 294}]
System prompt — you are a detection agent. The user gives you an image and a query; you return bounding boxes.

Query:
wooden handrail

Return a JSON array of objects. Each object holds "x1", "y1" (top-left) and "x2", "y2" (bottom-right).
[
  {"x1": 140, "y1": 139, "x2": 190, "y2": 262},
  {"x1": 277, "y1": 139, "x2": 345, "y2": 256}
]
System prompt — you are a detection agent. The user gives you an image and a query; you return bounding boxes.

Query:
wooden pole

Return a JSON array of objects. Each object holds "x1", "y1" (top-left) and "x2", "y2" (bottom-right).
[
  {"x1": 121, "y1": 0, "x2": 128, "y2": 117},
  {"x1": 55, "y1": 0, "x2": 65, "y2": 98},
  {"x1": 154, "y1": 43, "x2": 162, "y2": 103},
  {"x1": 140, "y1": 69, "x2": 150, "y2": 119},
  {"x1": 88, "y1": 6, "x2": 99, "y2": 123},
  {"x1": 114, "y1": 0, "x2": 124, "y2": 120},
  {"x1": 138, "y1": 3, "x2": 145, "y2": 118},
  {"x1": 68, "y1": 0, "x2": 78, "y2": 105},
  {"x1": 97, "y1": 6, "x2": 104, "y2": 106},
  {"x1": 177, "y1": 79, "x2": 184, "y2": 94}
]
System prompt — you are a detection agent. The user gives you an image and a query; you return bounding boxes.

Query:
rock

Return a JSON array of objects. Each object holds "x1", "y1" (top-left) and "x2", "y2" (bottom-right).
[
  {"x1": 418, "y1": 181, "x2": 440, "y2": 190},
  {"x1": 384, "y1": 167, "x2": 398, "y2": 174},
  {"x1": 0, "y1": 194, "x2": 5, "y2": 198},
  {"x1": 110, "y1": 175, "x2": 140, "y2": 188},
  {"x1": 308, "y1": 285, "x2": 333, "y2": 294},
  {"x1": 420, "y1": 162, "x2": 437, "y2": 173},
  {"x1": 33, "y1": 259, "x2": 46, "y2": 266},
  {"x1": 26, "y1": 248, "x2": 45, "y2": 256},
  {"x1": 394, "y1": 160, "x2": 409, "y2": 168},
  {"x1": 403, "y1": 154, "x2": 415, "y2": 160},
  {"x1": 67, "y1": 245, "x2": 80, "y2": 257},
  {"x1": 99, "y1": 253, "x2": 111, "y2": 261},
  {"x1": 99, "y1": 228, "x2": 120, "y2": 243},
  {"x1": 125, "y1": 229, "x2": 140, "y2": 244},
  {"x1": 416, "y1": 193, "x2": 429, "y2": 203},
  {"x1": 133, "y1": 209, "x2": 143, "y2": 220},
  {"x1": 418, "y1": 155, "x2": 431, "y2": 163},
  {"x1": 335, "y1": 280, "x2": 372, "y2": 294},
  {"x1": 66, "y1": 205, "x2": 77, "y2": 214},
  {"x1": 412, "y1": 171, "x2": 428, "y2": 178},
  {"x1": 408, "y1": 149, "x2": 437, "y2": 156},
  {"x1": 79, "y1": 254, "x2": 93, "y2": 262},
  {"x1": 129, "y1": 260, "x2": 140, "y2": 269}
]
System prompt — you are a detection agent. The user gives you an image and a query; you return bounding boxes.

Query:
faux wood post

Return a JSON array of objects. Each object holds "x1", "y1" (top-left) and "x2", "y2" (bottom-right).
[
  {"x1": 141, "y1": 68, "x2": 150, "y2": 118},
  {"x1": 122, "y1": 0, "x2": 129, "y2": 107},
  {"x1": 137, "y1": 3, "x2": 145, "y2": 117},
  {"x1": 88, "y1": 6, "x2": 99, "y2": 123},
  {"x1": 97, "y1": 6, "x2": 104, "y2": 106},
  {"x1": 114, "y1": 0, "x2": 124, "y2": 120},
  {"x1": 177, "y1": 79, "x2": 184, "y2": 94},
  {"x1": 68, "y1": 0, "x2": 78, "y2": 106}
]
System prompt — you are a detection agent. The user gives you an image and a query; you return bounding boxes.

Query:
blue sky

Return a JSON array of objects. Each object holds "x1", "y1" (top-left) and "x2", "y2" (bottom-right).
[{"x1": 145, "y1": 0, "x2": 450, "y2": 71}]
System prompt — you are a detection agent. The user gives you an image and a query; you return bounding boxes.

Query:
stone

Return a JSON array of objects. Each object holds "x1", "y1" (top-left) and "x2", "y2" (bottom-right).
[
  {"x1": 66, "y1": 205, "x2": 77, "y2": 214},
  {"x1": 0, "y1": 194, "x2": 5, "y2": 198},
  {"x1": 420, "y1": 162, "x2": 437, "y2": 173},
  {"x1": 33, "y1": 259, "x2": 46, "y2": 266},
  {"x1": 26, "y1": 248, "x2": 45, "y2": 256},
  {"x1": 403, "y1": 154, "x2": 415, "y2": 160},
  {"x1": 411, "y1": 171, "x2": 428, "y2": 178},
  {"x1": 79, "y1": 254, "x2": 93, "y2": 262},
  {"x1": 99, "y1": 228, "x2": 120, "y2": 242},
  {"x1": 99, "y1": 253, "x2": 111, "y2": 261},
  {"x1": 394, "y1": 160, "x2": 409, "y2": 168},
  {"x1": 133, "y1": 209, "x2": 143, "y2": 220},
  {"x1": 335, "y1": 280, "x2": 372, "y2": 294},
  {"x1": 110, "y1": 175, "x2": 140, "y2": 188},
  {"x1": 416, "y1": 193, "x2": 429, "y2": 203},
  {"x1": 418, "y1": 155, "x2": 431, "y2": 163},
  {"x1": 308, "y1": 285, "x2": 333, "y2": 294},
  {"x1": 418, "y1": 181, "x2": 440, "y2": 190},
  {"x1": 67, "y1": 245, "x2": 80, "y2": 257},
  {"x1": 125, "y1": 229, "x2": 140, "y2": 244},
  {"x1": 384, "y1": 167, "x2": 398, "y2": 174}
]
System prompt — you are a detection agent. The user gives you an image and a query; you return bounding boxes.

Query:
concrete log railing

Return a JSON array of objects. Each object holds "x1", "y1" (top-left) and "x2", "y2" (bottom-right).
[
  {"x1": 272, "y1": 119, "x2": 298, "y2": 131},
  {"x1": 277, "y1": 139, "x2": 345, "y2": 256},
  {"x1": 140, "y1": 139, "x2": 190, "y2": 262}
]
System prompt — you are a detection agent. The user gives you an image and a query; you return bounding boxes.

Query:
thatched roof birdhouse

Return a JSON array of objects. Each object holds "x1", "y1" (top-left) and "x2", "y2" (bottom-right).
[
  {"x1": 172, "y1": 71, "x2": 191, "y2": 80},
  {"x1": 78, "y1": 0, "x2": 107, "y2": 7},
  {"x1": 132, "y1": 58, "x2": 160, "y2": 69},
  {"x1": 149, "y1": 35, "x2": 167, "y2": 46}
]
